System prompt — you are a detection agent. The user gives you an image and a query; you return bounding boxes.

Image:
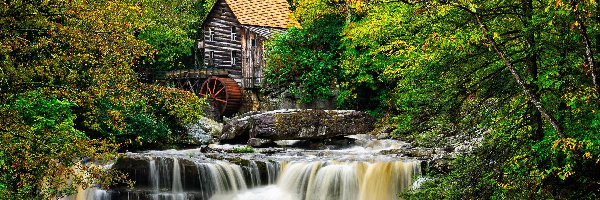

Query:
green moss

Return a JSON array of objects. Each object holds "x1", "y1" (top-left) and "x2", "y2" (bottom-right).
[{"x1": 229, "y1": 146, "x2": 255, "y2": 153}]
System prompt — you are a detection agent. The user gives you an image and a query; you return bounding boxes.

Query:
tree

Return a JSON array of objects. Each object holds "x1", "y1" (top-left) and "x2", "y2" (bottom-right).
[
  {"x1": 264, "y1": 0, "x2": 345, "y2": 103},
  {"x1": 265, "y1": 0, "x2": 600, "y2": 197},
  {"x1": 0, "y1": 91, "x2": 126, "y2": 199},
  {"x1": 0, "y1": 0, "x2": 207, "y2": 198},
  {"x1": 136, "y1": 0, "x2": 214, "y2": 72}
]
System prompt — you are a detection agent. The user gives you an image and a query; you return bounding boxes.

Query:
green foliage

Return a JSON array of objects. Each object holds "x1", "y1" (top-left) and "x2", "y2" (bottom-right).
[
  {"x1": 0, "y1": 0, "x2": 150, "y2": 92},
  {"x1": 264, "y1": 6, "x2": 344, "y2": 103},
  {"x1": 0, "y1": 0, "x2": 206, "y2": 149},
  {"x1": 266, "y1": 0, "x2": 600, "y2": 198},
  {"x1": 0, "y1": 90, "x2": 126, "y2": 199},
  {"x1": 136, "y1": 0, "x2": 212, "y2": 71},
  {"x1": 78, "y1": 82, "x2": 206, "y2": 149},
  {"x1": 381, "y1": 0, "x2": 600, "y2": 198},
  {"x1": 230, "y1": 146, "x2": 255, "y2": 153},
  {"x1": 0, "y1": 0, "x2": 207, "y2": 197}
]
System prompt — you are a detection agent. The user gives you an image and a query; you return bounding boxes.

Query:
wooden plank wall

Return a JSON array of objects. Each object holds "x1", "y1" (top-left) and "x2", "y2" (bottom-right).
[
  {"x1": 240, "y1": 28, "x2": 266, "y2": 89},
  {"x1": 203, "y1": 0, "x2": 243, "y2": 84}
]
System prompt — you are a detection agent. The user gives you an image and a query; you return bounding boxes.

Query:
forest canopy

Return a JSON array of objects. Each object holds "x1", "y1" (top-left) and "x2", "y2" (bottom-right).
[
  {"x1": 1, "y1": 0, "x2": 599, "y2": 199},
  {"x1": 0, "y1": 0, "x2": 210, "y2": 198},
  {"x1": 264, "y1": 0, "x2": 600, "y2": 198}
]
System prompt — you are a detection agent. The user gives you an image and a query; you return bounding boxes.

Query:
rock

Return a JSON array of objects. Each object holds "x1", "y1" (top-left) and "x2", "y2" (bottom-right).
[
  {"x1": 369, "y1": 124, "x2": 396, "y2": 139},
  {"x1": 110, "y1": 155, "x2": 278, "y2": 195},
  {"x1": 247, "y1": 138, "x2": 276, "y2": 147},
  {"x1": 256, "y1": 147, "x2": 284, "y2": 154},
  {"x1": 429, "y1": 156, "x2": 453, "y2": 174},
  {"x1": 221, "y1": 109, "x2": 376, "y2": 144},
  {"x1": 288, "y1": 137, "x2": 356, "y2": 150},
  {"x1": 380, "y1": 147, "x2": 435, "y2": 158},
  {"x1": 184, "y1": 117, "x2": 223, "y2": 144}
]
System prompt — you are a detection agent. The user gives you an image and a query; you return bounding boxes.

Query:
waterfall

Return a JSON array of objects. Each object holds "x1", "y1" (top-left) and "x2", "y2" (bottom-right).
[
  {"x1": 147, "y1": 157, "x2": 186, "y2": 200},
  {"x1": 212, "y1": 160, "x2": 420, "y2": 200},
  {"x1": 246, "y1": 161, "x2": 261, "y2": 187},
  {"x1": 171, "y1": 158, "x2": 185, "y2": 200},
  {"x1": 208, "y1": 161, "x2": 247, "y2": 192},
  {"x1": 64, "y1": 157, "x2": 419, "y2": 200},
  {"x1": 266, "y1": 161, "x2": 279, "y2": 184},
  {"x1": 60, "y1": 187, "x2": 111, "y2": 200},
  {"x1": 275, "y1": 161, "x2": 419, "y2": 200}
]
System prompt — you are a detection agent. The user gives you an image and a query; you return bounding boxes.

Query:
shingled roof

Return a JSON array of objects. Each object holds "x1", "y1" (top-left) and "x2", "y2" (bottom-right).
[{"x1": 222, "y1": 0, "x2": 298, "y2": 28}]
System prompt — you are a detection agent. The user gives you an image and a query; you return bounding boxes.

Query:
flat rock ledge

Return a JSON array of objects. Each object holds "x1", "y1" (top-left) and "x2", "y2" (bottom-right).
[{"x1": 221, "y1": 109, "x2": 376, "y2": 144}]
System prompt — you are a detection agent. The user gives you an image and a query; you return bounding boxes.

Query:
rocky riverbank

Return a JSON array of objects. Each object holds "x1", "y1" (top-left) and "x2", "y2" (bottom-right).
[{"x1": 179, "y1": 109, "x2": 484, "y2": 175}]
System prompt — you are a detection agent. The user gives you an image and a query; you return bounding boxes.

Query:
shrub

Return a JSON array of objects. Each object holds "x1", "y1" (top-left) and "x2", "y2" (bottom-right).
[{"x1": 0, "y1": 90, "x2": 125, "y2": 199}]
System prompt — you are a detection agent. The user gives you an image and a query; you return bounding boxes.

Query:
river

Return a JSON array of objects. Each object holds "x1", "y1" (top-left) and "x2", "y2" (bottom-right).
[{"x1": 65, "y1": 135, "x2": 421, "y2": 200}]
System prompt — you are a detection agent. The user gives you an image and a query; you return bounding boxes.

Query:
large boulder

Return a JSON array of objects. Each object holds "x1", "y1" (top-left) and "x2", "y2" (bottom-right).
[
  {"x1": 183, "y1": 117, "x2": 223, "y2": 144},
  {"x1": 221, "y1": 109, "x2": 375, "y2": 143}
]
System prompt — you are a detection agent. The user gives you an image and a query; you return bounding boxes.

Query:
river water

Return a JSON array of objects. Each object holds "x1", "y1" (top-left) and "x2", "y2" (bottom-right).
[{"x1": 66, "y1": 135, "x2": 421, "y2": 200}]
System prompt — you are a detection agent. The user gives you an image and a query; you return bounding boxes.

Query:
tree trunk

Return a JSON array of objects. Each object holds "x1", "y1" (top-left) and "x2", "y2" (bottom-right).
[
  {"x1": 460, "y1": 6, "x2": 565, "y2": 138},
  {"x1": 572, "y1": 1, "x2": 599, "y2": 97},
  {"x1": 522, "y1": 0, "x2": 544, "y2": 140}
]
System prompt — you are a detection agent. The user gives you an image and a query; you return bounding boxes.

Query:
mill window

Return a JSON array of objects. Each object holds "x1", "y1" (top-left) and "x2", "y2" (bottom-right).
[
  {"x1": 231, "y1": 50, "x2": 237, "y2": 66},
  {"x1": 208, "y1": 51, "x2": 214, "y2": 66},
  {"x1": 251, "y1": 39, "x2": 257, "y2": 48},
  {"x1": 231, "y1": 26, "x2": 237, "y2": 41},
  {"x1": 208, "y1": 28, "x2": 214, "y2": 42}
]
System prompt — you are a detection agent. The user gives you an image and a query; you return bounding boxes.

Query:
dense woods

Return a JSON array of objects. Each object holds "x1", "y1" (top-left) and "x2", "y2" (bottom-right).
[
  {"x1": 0, "y1": 0, "x2": 209, "y2": 198},
  {"x1": 1, "y1": 0, "x2": 599, "y2": 199},
  {"x1": 264, "y1": 0, "x2": 600, "y2": 198}
]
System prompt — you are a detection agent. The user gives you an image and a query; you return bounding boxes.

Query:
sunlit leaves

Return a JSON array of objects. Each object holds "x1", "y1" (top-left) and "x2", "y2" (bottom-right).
[
  {"x1": 136, "y1": 0, "x2": 211, "y2": 71},
  {"x1": 0, "y1": 1, "x2": 207, "y2": 198},
  {"x1": 272, "y1": 0, "x2": 600, "y2": 198},
  {"x1": 0, "y1": 91, "x2": 123, "y2": 199},
  {"x1": 264, "y1": 12, "x2": 344, "y2": 103}
]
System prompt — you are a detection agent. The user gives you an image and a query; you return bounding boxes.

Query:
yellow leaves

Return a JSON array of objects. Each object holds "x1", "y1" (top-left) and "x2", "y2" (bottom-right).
[
  {"x1": 552, "y1": 138, "x2": 580, "y2": 151},
  {"x1": 492, "y1": 32, "x2": 500, "y2": 40},
  {"x1": 557, "y1": 164, "x2": 575, "y2": 180},
  {"x1": 551, "y1": 137, "x2": 599, "y2": 178},
  {"x1": 107, "y1": 109, "x2": 124, "y2": 124},
  {"x1": 498, "y1": 182, "x2": 511, "y2": 189},
  {"x1": 530, "y1": 169, "x2": 547, "y2": 180},
  {"x1": 571, "y1": 21, "x2": 579, "y2": 30}
]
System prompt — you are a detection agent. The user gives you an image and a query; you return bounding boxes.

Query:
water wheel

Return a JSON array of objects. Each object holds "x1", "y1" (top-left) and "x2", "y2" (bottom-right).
[{"x1": 199, "y1": 76, "x2": 242, "y2": 116}]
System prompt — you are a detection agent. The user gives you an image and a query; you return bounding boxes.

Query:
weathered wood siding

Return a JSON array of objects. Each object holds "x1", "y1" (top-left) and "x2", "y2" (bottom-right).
[
  {"x1": 240, "y1": 28, "x2": 266, "y2": 88},
  {"x1": 202, "y1": 0, "x2": 242, "y2": 83}
]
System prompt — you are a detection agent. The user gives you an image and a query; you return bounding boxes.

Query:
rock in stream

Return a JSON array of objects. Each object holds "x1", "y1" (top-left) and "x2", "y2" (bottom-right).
[{"x1": 221, "y1": 109, "x2": 376, "y2": 144}]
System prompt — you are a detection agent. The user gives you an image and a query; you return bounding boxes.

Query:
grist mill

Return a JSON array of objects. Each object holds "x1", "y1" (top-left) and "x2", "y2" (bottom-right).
[{"x1": 152, "y1": 0, "x2": 298, "y2": 118}]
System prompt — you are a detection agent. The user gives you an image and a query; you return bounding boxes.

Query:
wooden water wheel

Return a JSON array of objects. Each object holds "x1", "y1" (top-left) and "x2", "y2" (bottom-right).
[{"x1": 199, "y1": 76, "x2": 242, "y2": 116}]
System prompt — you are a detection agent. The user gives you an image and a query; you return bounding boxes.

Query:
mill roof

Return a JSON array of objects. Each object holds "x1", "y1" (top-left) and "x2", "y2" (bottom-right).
[{"x1": 211, "y1": 0, "x2": 298, "y2": 29}]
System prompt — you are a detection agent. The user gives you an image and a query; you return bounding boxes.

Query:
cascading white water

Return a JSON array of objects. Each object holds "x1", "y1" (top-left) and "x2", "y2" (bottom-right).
[
  {"x1": 147, "y1": 157, "x2": 186, "y2": 200},
  {"x1": 149, "y1": 159, "x2": 159, "y2": 191},
  {"x1": 266, "y1": 161, "x2": 279, "y2": 184},
  {"x1": 67, "y1": 158, "x2": 418, "y2": 200},
  {"x1": 246, "y1": 161, "x2": 261, "y2": 187},
  {"x1": 59, "y1": 187, "x2": 110, "y2": 200},
  {"x1": 171, "y1": 158, "x2": 185, "y2": 200},
  {"x1": 65, "y1": 137, "x2": 420, "y2": 200},
  {"x1": 212, "y1": 160, "x2": 420, "y2": 200}
]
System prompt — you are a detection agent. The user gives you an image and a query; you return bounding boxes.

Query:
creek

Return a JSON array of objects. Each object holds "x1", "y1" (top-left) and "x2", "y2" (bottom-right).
[{"x1": 65, "y1": 135, "x2": 421, "y2": 200}]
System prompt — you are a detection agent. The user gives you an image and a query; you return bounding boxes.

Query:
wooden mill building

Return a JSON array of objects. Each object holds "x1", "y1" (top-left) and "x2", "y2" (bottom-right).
[
  {"x1": 200, "y1": 0, "x2": 297, "y2": 88},
  {"x1": 192, "y1": 0, "x2": 297, "y2": 116}
]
